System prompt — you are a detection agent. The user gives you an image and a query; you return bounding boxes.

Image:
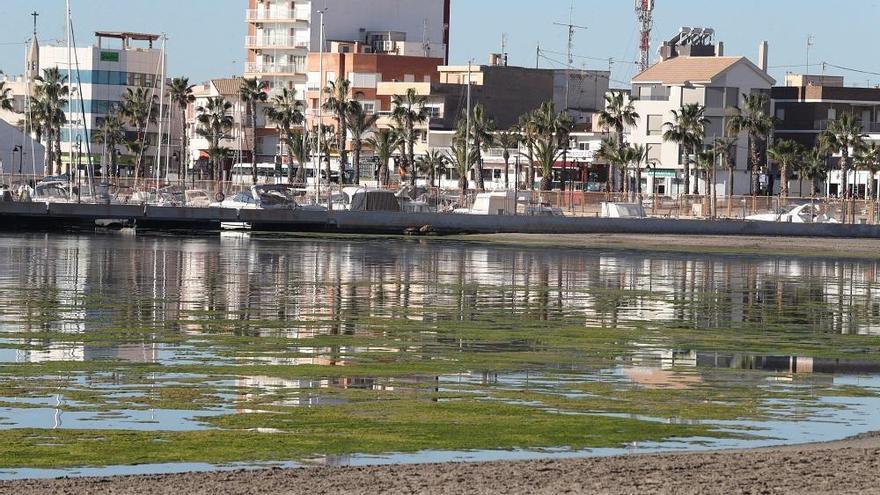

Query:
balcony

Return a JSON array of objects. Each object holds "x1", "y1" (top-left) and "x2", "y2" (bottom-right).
[
  {"x1": 245, "y1": 36, "x2": 309, "y2": 50},
  {"x1": 245, "y1": 62, "x2": 305, "y2": 76},
  {"x1": 246, "y1": 9, "x2": 310, "y2": 23}
]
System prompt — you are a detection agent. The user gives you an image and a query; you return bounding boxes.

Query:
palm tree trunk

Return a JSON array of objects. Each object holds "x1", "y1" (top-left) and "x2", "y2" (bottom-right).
[
  {"x1": 338, "y1": 110, "x2": 347, "y2": 183},
  {"x1": 781, "y1": 162, "x2": 789, "y2": 199},
  {"x1": 750, "y1": 139, "x2": 760, "y2": 196},
  {"x1": 251, "y1": 107, "x2": 258, "y2": 185},
  {"x1": 352, "y1": 138, "x2": 361, "y2": 186},
  {"x1": 683, "y1": 145, "x2": 691, "y2": 199},
  {"x1": 527, "y1": 146, "x2": 535, "y2": 191},
  {"x1": 503, "y1": 154, "x2": 510, "y2": 190},
  {"x1": 407, "y1": 122, "x2": 416, "y2": 188},
  {"x1": 727, "y1": 167, "x2": 734, "y2": 198},
  {"x1": 180, "y1": 112, "x2": 188, "y2": 185},
  {"x1": 475, "y1": 148, "x2": 485, "y2": 192}
]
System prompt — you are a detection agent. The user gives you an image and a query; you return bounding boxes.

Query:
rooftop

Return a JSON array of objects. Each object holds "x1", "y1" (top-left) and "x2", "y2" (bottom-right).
[{"x1": 633, "y1": 56, "x2": 773, "y2": 86}]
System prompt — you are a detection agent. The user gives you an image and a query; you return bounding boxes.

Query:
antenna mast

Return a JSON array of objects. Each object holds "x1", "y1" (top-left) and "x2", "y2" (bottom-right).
[
  {"x1": 553, "y1": 1, "x2": 588, "y2": 113},
  {"x1": 635, "y1": 0, "x2": 655, "y2": 72}
]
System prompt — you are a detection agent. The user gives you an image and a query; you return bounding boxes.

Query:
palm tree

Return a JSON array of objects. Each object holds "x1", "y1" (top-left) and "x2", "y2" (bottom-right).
[
  {"x1": 93, "y1": 109, "x2": 126, "y2": 177},
  {"x1": 534, "y1": 135, "x2": 563, "y2": 191},
  {"x1": 663, "y1": 103, "x2": 709, "y2": 195},
  {"x1": 712, "y1": 136, "x2": 737, "y2": 198},
  {"x1": 121, "y1": 87, "x2": 158, "y2": 178},
  {"x1": 821, "y1": 112, "x2": 866, "y2": 200},
  {"x1": 467, "y1": 103, "x2": 496, "y2": 191},
  {"x1": 196, "y1": 97, "x2": 234, "y2": 182},
  {"x1": 367, "y1": 129, "x2": 400, "y2": 187},
  {"x1": 345, "y1": 101, "x2": 379, "y2": 185},
  {"x1": 0, "y1": 81, "x2": 13, "y2": 112},
  {"x1": 495, "y1": 129, "x2": 521, "y2": 190},
  {"x1": 694, "y1": 150, "x2": 716, "y2": 200},
  {"x1": 34, "y1": 68, "x2": 69, "y2": 175},
  {"x1": 855, "y1": 142, "x2": 880, "y2": 201},
  {"x1": 445, "y1": 137, "x2": 474, "y2": 199},
  {"x1": 518, "y1": 112, "x2": 538, "y2": 191},
  {"x1": 768, "y1": 139, "x2": 803, "y2": 199},
  {"x1": 168, "y1": 77, "x2": 195, "y2": 183},
  {"x1": 596, "y1": 138, "x2": 623, "y2": 192},
  {"x1": 728, "y1": 92, "x2": 774, "y2": 195},
  {"x1": 628, "y1": 143, "x2": 647, "y2": 199},
  {"x1": 598, "y1": 91, "x2": 639, "y2": 191},
  {"x1": 800, "y1": 149, "x2": 827, "y2": 197},
  {"x1": 391, "y1": 88, "x2": 428, "y2": 187},
  {"x1": 239, "y1": 77, "x2": 268, "y2": 184},
  {"x1": 264, "y1": 88, "x2": 305, "y2": 184},
  {"x1": 417, "y1": 149, "x2": 447, "y2": 190},
  {"x1": 289, "y1": 130, "x2": 311, "y2": 185},
  {"x1": 323, "y1": 77, "x2": 354, "y2": 182}
]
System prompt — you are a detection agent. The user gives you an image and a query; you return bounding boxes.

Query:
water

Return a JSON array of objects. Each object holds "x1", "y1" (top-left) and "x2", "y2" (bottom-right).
[{"x1": 1, "y1": 231, "x2": 880, "y2": 478}]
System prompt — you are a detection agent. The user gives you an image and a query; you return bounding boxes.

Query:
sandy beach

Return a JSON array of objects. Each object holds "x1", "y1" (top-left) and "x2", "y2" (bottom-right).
[{"x1": 3, "y1": 433, "x2": 880, "y2": 495}]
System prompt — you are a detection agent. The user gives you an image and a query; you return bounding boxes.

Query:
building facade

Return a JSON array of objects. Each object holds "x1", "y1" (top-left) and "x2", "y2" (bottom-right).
[
  {"x1": 245, "y1": 0, "x2": 450, "y2": 97},
  {"x1": 772, "y1": 77, "x2": 880, "y2": 197},
  {"x1": 38, "y1": 32, "x2": 172, "y2": 177},
  {"x1": 628, "y1": 32, "x2": 775, "y2": 197}
]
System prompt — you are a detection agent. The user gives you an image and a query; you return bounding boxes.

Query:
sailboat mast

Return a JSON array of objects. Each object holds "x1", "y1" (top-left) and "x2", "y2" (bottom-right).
[
  {"x1": 65, "y1": 0, "x2": 73, "y2": 187},
  {"x1": 154, "y1": 36, "x2": 167, "y2": 191}
]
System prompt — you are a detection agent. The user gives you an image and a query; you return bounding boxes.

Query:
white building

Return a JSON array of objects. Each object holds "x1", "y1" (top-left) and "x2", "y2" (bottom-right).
[
  {"x1": 245, "y1": 0, "x2": 450, "y2": 97},
  {"x1": 39, "y1": 32, "x2": 172, "y2": 177},
  {"x1": 628, "y1": 33, "x2": 775, "y2": 197}
]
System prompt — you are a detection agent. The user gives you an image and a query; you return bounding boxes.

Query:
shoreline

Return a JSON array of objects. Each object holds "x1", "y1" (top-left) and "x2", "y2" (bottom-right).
[
  {"x1": 452, "y1": 233, "x2": 880, "y2": 259},
  {"x1": 2, "y1": 433, "x2": 879, "y2": 494}
]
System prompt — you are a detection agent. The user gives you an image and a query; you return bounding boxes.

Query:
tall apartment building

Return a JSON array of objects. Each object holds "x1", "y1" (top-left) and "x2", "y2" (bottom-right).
[
  {"x1": 38, "y1": 32, "x2": 172, "y2": 176},
  {"x1": 245, "y1": 0, "x2": 451, "y2": 97}
]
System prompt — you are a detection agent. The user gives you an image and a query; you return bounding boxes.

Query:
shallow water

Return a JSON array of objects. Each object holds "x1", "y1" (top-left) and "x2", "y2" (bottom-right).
[{"x1": 1, "y1": 232, "x2": 880, "y2": 477}]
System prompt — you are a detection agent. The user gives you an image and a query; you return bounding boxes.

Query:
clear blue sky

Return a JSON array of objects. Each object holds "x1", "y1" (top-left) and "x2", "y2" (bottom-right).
[{"x1": 1, "y1": 0, "x2": 878, "y2": 88}]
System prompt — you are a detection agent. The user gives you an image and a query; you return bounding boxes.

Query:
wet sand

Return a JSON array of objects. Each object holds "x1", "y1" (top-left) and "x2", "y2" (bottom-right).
[
  {"x1": 460, "y1": 233, "x2": 880, "y2": 259},
  {"x1": 3, "y1": 434, "x2": 880, "y2": 495}
]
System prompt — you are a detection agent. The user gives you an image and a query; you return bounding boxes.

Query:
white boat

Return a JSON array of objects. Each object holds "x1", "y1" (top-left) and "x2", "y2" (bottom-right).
[
  {"x1": 33, "y1": 181, "x2": 72, "y2": 204},
  {"x1": 217, "y1": 185, "x2": 327, "y2": 230},
  {"x1": 454, "y1": 191, "x2": 517, "y2": 215},
  {"x1": 746, "y1": 203, "x2": 839, "y2": 224},
  {"x1": 600, "y1": 202, "x2": 647, "y2": 219}
]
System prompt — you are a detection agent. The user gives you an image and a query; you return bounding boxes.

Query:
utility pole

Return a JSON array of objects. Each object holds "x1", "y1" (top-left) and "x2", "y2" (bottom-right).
[
  {"x1": 466, "y1": 59, "x2": 472, "y2": 195},
  {"x1": 635, "y1": 0, "x2": 655, "y2": 72},
  {"x1": 806, "y1": 34, "x2": 814, "y2": 76},
  {"x1": 554, "y1": 1, "x2": 588, "y2": 114}
]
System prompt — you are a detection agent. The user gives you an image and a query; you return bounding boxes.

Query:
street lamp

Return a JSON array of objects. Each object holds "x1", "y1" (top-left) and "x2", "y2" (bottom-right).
[{"x1": 12, "y1": 145, "x2": 22, "y2": 175}]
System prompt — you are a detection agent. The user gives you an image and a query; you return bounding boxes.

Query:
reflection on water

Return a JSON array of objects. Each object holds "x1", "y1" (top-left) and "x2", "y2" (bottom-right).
[{"x1": 1, "y1": 232, "x2": 880, "y2": 471}]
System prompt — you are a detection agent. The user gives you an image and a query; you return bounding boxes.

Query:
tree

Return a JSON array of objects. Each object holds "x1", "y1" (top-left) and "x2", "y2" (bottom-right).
[
  {"x1": 855, "y1": 141, "x2": 880, "y2": 201},
  {"x1": 768, "y1": 139, "x2": 803, "y2": 199},
  {"x1": 496, "y1": 129, "x2": 521, "y2": 190},
  {"x1": 596, "y1": 138, "x2": 623, "y2": 192},
  {"x1": 0, "y1": 81, "x2": 13, "y2": 112},
  {"x1": 663, "y1": 103, "x2": 709, "y2": 195},
  {"x1": 264, "y1": 88, "x2": 305, "y2": 184},
  {"x1": 800, "y1": 149, "x2": 828, "y2": 197},
  {"x1": 196, "y1": 97, "x2": 234, "y2": 182},
  {"x1": 728, "y1": 92, "x2": 774, "y2": 195},
  {"x1": 467, "y1": 103, "x2": 496, "y2": 191},
  {"x1": 289, "y1": 129, "x2": 311, "y2": 185},
  {"x1": 168, "y1": 77, "x2": 195, "y2": 183},
  {"x1": 239, "y1": 77, "x2": 268, "y2": 184},
  {"x1": 367, "y1": 129, "x2": 400, "y2": 187},
  {"x1": 121, "y1": 87, "x2": 158, "y2": 178},
  {"x1": 628, "y1": 143, "x2": 647, "y2": 199},
  {"x1": 93, "y1": 108, "x2": 126, "y2": 177},
  {"x1": 34, "y1": 68, "x2": 69, "y2": 175},
  {"x1": 712, "y1": 136, "x2": 737, "y2": 198},
  {"x1": 445, "y1": 137, "x2": 474, "y2": 199},
  {"x1": 345, "y1": 101, "x2": 379, "y2": 185},
  {"x1": 323, "y1": 77, "x2": 354, "y2": 183},
  {"x1": 518, "y1": 112, "x2": 538, "y2": 191},
  {"x1": 821, "y1": 112, "x2": 866, "y2": 200},
  {"x1": 417, "y1": 149, "x2": 447, "y2": 190},
  {"x1": 391, "y1": 88, "x2": 428, "y2": 187},
  {"x1": 598, "y1": 91, "x2": 639, "y2": 191}
]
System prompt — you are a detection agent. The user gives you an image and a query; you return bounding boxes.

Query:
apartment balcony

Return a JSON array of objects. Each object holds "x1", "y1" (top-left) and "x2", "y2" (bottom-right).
[
  {"x1": 246, "y1": 9, "x2": 310, "y2": 23},
  {"x1": 245, "y1": 36, "x2": 309, "y2": 50},
  {"x1": 245, "y1": 62, "x2": 306, "y2": 76}
]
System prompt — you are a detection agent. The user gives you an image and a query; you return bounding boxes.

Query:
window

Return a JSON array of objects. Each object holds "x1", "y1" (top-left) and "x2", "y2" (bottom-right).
[
  {"x1": 726, "y1": 87, "x2": 739, "y2": 108},
  {"x1": 647, "y1": 115, "x2": 663, "y2": 136},
  {"x1": 682, "y1": 87, "x2": 704, "y2": 105},
  {"x1": 578, "y1": 142, "x2": 590, "y2": 151},
  {"x1": 349, "y1": 72, "x2": 378, "y2": 88},
  {"x1": 404, "y1": 74, "x2": 415, "y2": 82},
  {"x1": 776, "y1": 108, "x2": 785, "y2": 121},
  {"x1": 646, "y1": 144, "x2": 661, "y2": 163},
  {"x1": 705, "y1": 117, "x2": 724, "y2": 139},
  {"x1": 706, "y1": 87, "x2": 724, "y2": 108},
  {"x1": 424, "y1": 104, "x2": 441, "y2": 119},
  {"x1": 359, "y1": 101, "x2": 376, "y2": 114}
]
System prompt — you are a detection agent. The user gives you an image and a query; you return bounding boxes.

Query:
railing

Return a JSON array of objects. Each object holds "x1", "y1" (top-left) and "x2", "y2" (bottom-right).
[
  {"x1": 4, "y1": 172, "x2": 878, "y2": 224},
  {"x1": 245, "y1": 62, "x2": 305, "y2": 75},
  {"x1": 246, "y1": 9, "x2": 310, "y2": 22},
  {"x1": 245, "y1": 36, "x2": 308, "y2": 49}
]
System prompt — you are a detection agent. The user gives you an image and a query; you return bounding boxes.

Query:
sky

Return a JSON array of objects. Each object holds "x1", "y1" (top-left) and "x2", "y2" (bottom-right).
[{"x1": 1, "y1": 0, "x2": 879, "y2": 88}]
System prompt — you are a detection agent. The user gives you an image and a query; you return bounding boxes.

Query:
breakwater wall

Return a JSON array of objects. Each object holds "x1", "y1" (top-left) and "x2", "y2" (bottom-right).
[{"x1": 2, "y1": 202, "x2": 880, "y2": 239}]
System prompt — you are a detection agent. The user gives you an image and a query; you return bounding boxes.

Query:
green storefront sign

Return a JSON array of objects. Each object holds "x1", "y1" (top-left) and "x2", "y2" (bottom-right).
[
  {"x1": 100, "y1": 51, "x2": 120, "y2": 62},
  {"x1": 648, "y1": 169, "x2": 678, "y2": 178}
]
